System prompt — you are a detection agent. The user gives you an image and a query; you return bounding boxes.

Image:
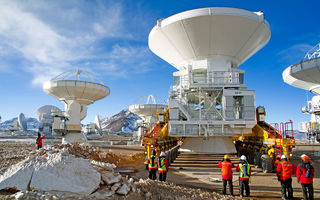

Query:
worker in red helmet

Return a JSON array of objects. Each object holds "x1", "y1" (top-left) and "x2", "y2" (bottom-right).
[
  {"x1": 297, "y1": 154, "x2": 314, "y2": 200},
  {"x1": 146, "y1": 149, "x2": 157, "y2": 180},
  {"x1": 276, "y1": 154, "x2": 296, "y2": 200},
  {"x1": 157, "y1": 152, "x2": 169, "y2": 181},
  {"x1": 218, "y1": 154, "x2": 234, "y2": 196}
]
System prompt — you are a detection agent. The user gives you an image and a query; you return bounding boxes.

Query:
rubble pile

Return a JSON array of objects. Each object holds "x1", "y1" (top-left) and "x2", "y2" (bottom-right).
[
  {"x1": 36, "y1": 143, "x2": 145, "y2": 168},
  {"x1": 0, "y1": 144, "x2": 140, "y2": 199},
  {"x1": 0, "y1": 144, "x2": 240, "y2": 200}
]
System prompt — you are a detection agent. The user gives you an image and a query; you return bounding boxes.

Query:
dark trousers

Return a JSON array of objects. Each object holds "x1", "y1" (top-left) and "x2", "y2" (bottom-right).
[
  {"x1": 301, "y1": 183, "x2": 314, "y2": 200},
  {"x1": 37, "y1": 145, "x2": 42, "y2": 150},
  {"x1": 281, "y1": 178, "x2": 293, "y2": 199},
  {"x1": 239, "y1": 180, "x2": 250, "y2": 196},
  {"x1": 148, "y1": 169, "x2": 157, "y2": 180},
  {"x1": 222, "y1": 179, "x2": 233, "y2": 195},
  {"x1": 159, "y1": 172, "x2": 167, "y2": 181}
]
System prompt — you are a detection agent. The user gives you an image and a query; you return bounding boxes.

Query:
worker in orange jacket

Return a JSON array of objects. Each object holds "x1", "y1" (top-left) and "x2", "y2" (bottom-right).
[
  {"x1": 146, "y1": 149, "x2": 157, "y2": 180},
  {"x1": 218, "y1": 154, "x2": 234, "y2": 195},
  {"x1": 276, "y1": 155, "x2": 296, "y2": 200}
]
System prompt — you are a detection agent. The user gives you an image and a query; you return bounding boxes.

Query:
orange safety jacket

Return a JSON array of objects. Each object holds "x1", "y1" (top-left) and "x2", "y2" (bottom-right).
[
  {"x1": 276, "y1": 161, "x2": 296, "y2": 181},
  {"x1": 218, "y1": 160, "x2": 234, "y2": 179}
]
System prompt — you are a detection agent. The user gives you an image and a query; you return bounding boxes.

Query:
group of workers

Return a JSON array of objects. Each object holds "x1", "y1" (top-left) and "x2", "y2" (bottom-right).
[
  {"x1": 146, "y1": 150, "x2": 169, "y2": 181},
  {"x1": 218, "y1": 154, "x2": 314, "y2": 200},
  {"x1": 218, "y1": 154, "x2": 251, "y2": 197},
  {"x1": 146, "y1": 149, "x2": 314, "y2": 199}
]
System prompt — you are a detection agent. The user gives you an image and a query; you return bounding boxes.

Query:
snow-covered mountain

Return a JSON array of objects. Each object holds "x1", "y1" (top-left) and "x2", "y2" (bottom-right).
[
  {"x1": 0, "y1": 117, "x2": 40, "y2": 130},
  {"x1": 100, "y1": 109, "x2": 141, "y2": 134}
]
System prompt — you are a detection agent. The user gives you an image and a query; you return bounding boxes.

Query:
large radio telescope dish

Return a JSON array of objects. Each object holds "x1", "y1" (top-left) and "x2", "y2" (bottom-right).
[
  {"x1": 43, "y1": 70, "x2": 110, "y2": 105},
  {"x1": 36, "y1": 105, "x2": 61, "y2": 122},
  {"x1": 149, "y1": 7, "x2": 271, "y2": 70},
  {"x1": 129, "y1": 95, "x2": 168, "y2": 120},
  {"x1": 18, "y1": 113, "x2": 27, "y2": 131},
  {"x1": 42, "y1": 69, "x2": 110, "y2": 143},
  {"x1": 283, "y1": 42, "x2": 320, "y2": 94}
]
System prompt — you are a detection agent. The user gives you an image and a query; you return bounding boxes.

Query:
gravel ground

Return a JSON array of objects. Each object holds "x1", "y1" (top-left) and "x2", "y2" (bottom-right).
[{"x1": 0, "y1": 141, "x2": 240, "y2": 200}]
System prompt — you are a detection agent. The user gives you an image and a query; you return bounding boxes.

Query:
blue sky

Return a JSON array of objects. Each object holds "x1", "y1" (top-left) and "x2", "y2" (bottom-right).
[{"x1": 0, "y1": 0, "x2": 320, "y2": 129}]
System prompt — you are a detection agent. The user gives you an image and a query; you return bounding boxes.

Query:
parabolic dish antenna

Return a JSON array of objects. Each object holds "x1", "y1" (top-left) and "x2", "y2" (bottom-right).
[
  {"x1": 43, "y1": 70, "x2": 110, "y2": 105},
  {"x1": 18, "y1": 113, "x2": 27, "y2": 131},
  {"x1": 36, "y1": 105, "x2": 61, "y2": 122},
  {"x1": 94, "y1": 115, "x2": 102, "y2": 131},
  {"x1": 42, "y1": 69, "x2": 110, "y2": 143},
  {"x1": 283, "y1": 42, "x2": 320, "y2": 94},
  {"x1": 149, "y1": 7, "x2": 271, "y2": 70},
  {"x1": 129, "y1": 95, "x2": 168, "y2": 120}
]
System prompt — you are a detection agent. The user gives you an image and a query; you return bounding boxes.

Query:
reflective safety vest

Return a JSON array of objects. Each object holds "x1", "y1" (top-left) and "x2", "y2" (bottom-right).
[
  {"x1": 239, "y1": 163, "x2": 250, "y2": 179},
  {"x1": 148, "y1": 155, "x2": 157, "y2": 169},
  {"x1": 158, "y1": 157, "x2": 167, "y2": 172}
]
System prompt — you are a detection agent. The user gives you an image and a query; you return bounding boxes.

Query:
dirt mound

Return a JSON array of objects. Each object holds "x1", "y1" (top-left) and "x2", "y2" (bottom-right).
[{"x1": 30, "y1": 143, "x2": 144, "y2": 168}]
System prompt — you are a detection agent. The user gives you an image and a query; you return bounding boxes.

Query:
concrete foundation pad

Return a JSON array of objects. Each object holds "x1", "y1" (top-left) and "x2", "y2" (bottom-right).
[{"x1": 180, "y1": 136, "x2": 236, "y2": 153}]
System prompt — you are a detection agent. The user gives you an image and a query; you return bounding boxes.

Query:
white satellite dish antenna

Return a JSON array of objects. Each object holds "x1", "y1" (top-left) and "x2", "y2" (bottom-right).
[
  {"x1": 36, "y1": 105, "x2": 62, "y2": 136},
  {"x1": 18, "y1": 113, "x2": 27, "y2": 131},
  {"x1": 36, "y1": 105, "x2": 61, "y2": 122},
  {"x1": 94, "y1": 115, "x2": 102, "y2": 135},
  {"x1": 43, "y1": 69, "x2": 110, "y2": 143}
]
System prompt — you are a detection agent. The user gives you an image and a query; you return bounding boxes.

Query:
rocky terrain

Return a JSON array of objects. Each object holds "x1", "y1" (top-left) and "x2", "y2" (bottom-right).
[{"x1": 0, "y1": 142, "x2": 240, "y2": 200}]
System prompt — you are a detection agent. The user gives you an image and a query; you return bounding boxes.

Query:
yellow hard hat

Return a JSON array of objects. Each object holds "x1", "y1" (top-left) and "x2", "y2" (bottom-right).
[{"x1": 224, "y1": 155, "x2": 229, "y2": 159}]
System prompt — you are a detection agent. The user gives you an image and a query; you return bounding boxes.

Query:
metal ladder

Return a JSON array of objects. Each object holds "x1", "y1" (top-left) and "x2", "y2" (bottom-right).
[{"x1": 270, "y1": 123, "x2": 282, "y2": 159}]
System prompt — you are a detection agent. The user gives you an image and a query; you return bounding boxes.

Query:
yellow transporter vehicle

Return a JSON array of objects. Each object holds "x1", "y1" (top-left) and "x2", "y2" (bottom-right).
[
  {"x1": 142, "y1": 109, "x2": 179, "y2": 167},
  {"x1": 233, "y1": 106, "x2": 296, "y2": 172}
]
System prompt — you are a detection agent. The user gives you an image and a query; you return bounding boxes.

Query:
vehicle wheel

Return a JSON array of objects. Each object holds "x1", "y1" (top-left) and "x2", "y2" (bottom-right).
[
  {"x1": 254, "y1": 152, "x2": 261, "y2": 167},
  {"x1": 261, "y1": 154, "x2": 273, "y2": 173},
  {"x1": 248, "y1": 151, "x2": 255, "y2": 164}
]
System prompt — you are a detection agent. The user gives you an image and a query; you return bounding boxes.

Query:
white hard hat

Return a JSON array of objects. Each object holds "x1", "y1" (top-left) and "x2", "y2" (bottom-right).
[
  {"x1": 240, "y1": 155, "x2": 247, "y2": 161},
  {"x1": 281, "y1": 155, "x2": 287, "y2": 159},
  {"x1": 160, "y1": 152, "x2": 166, "y2": 157}
]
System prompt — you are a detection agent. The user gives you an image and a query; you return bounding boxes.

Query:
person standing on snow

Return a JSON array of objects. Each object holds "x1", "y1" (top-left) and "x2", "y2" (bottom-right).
[
  {"x1": 146, "y1": 149, "x2": 157, "y2": 180},
  {"x1": 276, "y1": 154, "x2": 296, "y2": 200},
  {"x1": 297, "y1": 154, "x2": 314, "y2": 200},
  {"x1": 236, "y1": 155, "x2": 251, "y2": 197},
  {"x1": 36, "y1": 132, "x2": 45, "y2": 150},
  {"x1": 218, "y1": 154, "x2": 234, "y2": 196},
  {"x1": 157, "y1": 152, "x2": 169, "y2": 181}
]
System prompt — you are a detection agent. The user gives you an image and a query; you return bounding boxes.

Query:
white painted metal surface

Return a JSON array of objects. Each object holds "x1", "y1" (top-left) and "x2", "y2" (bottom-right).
[
  {"x1": 283, "y1": 57, "x2": 320, "y2": 94},
  {"x1": 129, "y1": 104, "x2": 167, "y2": 118},
  {"x1": 149, "y1": 7, "x2": 270, "y2": 70},
  {"x1": 42, "y1": 70, "x2": 110, "y2": 143},
  {"x1": 36, "y1": 105, "x2": 61, "y2": 122},
  {"x1": 43, "y1": 80, "x2": 109, "y2": 105},
  {"x1": 148, "y1": 7, "x2": 270, "y2": 153}
]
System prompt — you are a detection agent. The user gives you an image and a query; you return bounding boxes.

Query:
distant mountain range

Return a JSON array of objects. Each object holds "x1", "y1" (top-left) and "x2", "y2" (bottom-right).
[
  {"x1": 100, "y1": 109, "x2": 141, "y2": 134},
  {"x1": 0, "y1": 117, "x2": 40, "y2": 130},
  {"x1": 0, "y1": 112, "x2": 309, "y2": 139},
  {"x1": 0, "y1": 109, "x2": 141, "y2": 135}
]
